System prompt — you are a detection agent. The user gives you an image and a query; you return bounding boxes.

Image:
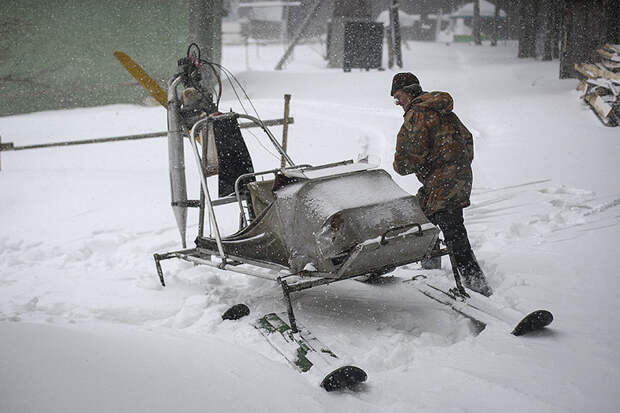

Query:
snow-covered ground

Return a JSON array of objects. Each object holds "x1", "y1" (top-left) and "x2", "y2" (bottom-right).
[{"x1": 2, "y1": 41, "x2": 620, "y2": 412}]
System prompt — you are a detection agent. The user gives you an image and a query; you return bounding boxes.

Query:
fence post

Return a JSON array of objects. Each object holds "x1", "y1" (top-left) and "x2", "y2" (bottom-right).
[{"x1": 281, "y1": 94, "x2": 291, "y2": 168}]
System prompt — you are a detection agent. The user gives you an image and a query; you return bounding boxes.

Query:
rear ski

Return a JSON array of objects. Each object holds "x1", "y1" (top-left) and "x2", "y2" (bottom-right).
[
  {"x1": 409, "y1": 276, "x2": 553, "y2": 336},
  {"x1": 253, "y1": 312, "x2": 367, "y2": 391}
]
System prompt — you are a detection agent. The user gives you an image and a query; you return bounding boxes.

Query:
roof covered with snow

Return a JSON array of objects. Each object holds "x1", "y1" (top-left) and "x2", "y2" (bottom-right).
[
  {"x1": 376, "y1": 9, "x2": 421, "y2": 26},
  {"x1": 451, "y1": 0, "x2": 506, "y2": 18}
]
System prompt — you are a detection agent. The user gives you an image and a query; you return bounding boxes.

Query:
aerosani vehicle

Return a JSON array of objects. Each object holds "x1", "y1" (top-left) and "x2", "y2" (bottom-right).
[{"x1": 116, "y1": 45, "x2": 553, "y2": 392}]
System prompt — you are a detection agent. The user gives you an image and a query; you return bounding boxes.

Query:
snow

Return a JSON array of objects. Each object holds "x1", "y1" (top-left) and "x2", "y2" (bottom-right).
[
  {"x1": 2, "y1": 40, "x2": 620, "y2": 412},
  {"x1": 451, "y1": 0, "x2": 506, "y2": 18},
  {"x1": 376, "y1": 9, "x2": 421, "y2": 27}
]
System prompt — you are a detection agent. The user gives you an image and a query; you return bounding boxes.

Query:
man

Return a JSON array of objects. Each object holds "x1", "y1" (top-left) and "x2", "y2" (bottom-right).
[{"x1": 391, "y1": 72, "x2": 492, "y2": 297}]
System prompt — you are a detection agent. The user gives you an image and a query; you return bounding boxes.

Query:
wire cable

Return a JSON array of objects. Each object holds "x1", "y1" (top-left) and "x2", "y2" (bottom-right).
[
  {"x1": 194, "y1": 50, "x2": 282, "y2": 161},
  {"x1": 209, "y1": 64, "x2": 280, "y2": 161},
  {"x1": 187, "y1": 43, "x2": 222, "y2": 110},
  {"x1": 209, "y1": 62, "x2": 261, "y2": 119}
]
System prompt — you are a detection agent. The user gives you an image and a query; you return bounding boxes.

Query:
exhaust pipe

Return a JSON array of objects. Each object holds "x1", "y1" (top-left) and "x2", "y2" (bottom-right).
[{"x1": 167, "y1": 76, "x2": 188, "y2": 248}]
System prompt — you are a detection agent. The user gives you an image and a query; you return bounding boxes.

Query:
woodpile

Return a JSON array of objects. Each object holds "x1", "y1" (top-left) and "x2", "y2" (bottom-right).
[{"x1": 574, "y1": 44, "x2": 620, "y2": 127}]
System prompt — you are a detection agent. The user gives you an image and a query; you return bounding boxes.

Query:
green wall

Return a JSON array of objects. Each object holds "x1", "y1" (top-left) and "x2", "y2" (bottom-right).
[{"x1": 0, "y1": 0, "x2": 191, "y2": 116}]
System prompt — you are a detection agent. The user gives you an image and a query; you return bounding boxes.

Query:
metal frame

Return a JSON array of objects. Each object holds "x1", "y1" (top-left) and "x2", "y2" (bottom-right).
[
  {"x1": 154, "y1": 235, "x2": 450, "y2": 333},
  {"x1": 231, "y1": 159, "x2": 354, "y2": 228},
  {"x1": 154, "y1": 75, "x2": 453, "y2": 332}
]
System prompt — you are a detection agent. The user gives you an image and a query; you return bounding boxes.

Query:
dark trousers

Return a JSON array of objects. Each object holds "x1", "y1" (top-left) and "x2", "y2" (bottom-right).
[{"x1": 427, "y1": 209, "x2": 483, "y2": 279}]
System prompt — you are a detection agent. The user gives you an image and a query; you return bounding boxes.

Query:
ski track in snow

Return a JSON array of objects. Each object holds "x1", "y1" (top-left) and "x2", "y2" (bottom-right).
[{"x1": 469, "y1": 181, "x2": 620, "y2": 244}]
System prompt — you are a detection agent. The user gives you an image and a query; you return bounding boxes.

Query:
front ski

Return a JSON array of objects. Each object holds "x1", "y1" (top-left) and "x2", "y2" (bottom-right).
[
  {"x1": 253, "y1": 312, "x2": 367, "y2": 391},
  {"x1": 410, "y1": 277, "x2": 553, "y2": 336}
]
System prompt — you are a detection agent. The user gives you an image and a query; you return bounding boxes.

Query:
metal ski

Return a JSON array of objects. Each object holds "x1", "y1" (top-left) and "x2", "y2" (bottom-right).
[
  {"x1": 253, "y1": 312, "x2": 367, "y2": 391},
  {"x1": 409, "y1": 276, "x2": 553, "y2": 336}
]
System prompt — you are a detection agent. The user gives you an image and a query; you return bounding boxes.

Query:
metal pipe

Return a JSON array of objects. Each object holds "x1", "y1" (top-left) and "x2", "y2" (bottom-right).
[
  {"x1": 198, "y1": 127, "x2": 208, "y2": 238},
  {"x1": 0, "y1": 118, "x2": 294, "y2": 152},
  {"x1": 3, "y1": 131, "x2": 167, "y2": 151},
  {"x1": 196, "y1": 247, "x2": 290, "y2": 273},
  {"x1": 300, "y1": 159, "x2": 353, "y2": 172},
  {"x1": 281, "y1": 280, "x2": 298, "y2": 333},
  {"x1": 285, "y1": 271, "x2": 363, "y2": 293},
  {"x1": 234, "y1": 168, "x2": 280, "y2": 224},
  {"x1": 281, "y1": 94, "x2": 291, "y2": 168},
  {"x1": 167, "y1": 76, "x2": 189, "y2": 248},
  {"x1": 153, "y1": 254, "x2": 166, "y2": 287},
  {"x1": 175, "y1": 252, "x2": 283, "y2": 281},
  {"x1": 232, "y1": 163, "x2": 313, "y2": 225},
  {"x1": 236, "y1": 113, "x2": 295, "y2": 167},
  {"x1": 189, "y1": 118, "x2": 226, "y2": 261},
  {"x1": 206, "y1": 121, "x2": 216, "y2": 239}
]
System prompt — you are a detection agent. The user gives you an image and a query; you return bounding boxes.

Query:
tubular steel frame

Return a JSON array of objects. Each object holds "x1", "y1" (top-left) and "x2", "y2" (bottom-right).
[{"x1": 153, "y1": 89, "x2": 450, "y2": 332}]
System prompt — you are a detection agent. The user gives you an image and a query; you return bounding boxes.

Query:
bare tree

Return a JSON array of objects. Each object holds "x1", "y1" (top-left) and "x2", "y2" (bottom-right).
[
  {"x1": 552, "y1": 0, "x2": 562, "y2": 59},
  {"x1": 518, "y1": 0, "x2": 537, "y2": 58},
  {"x1": 473, "y1": 0, "x2": 481, "y2": 45},
  {"x1": 490, "y1": 1, "x2": 500, "y2": 46},
  {"x1": 559, "y1": 0, "x2": 617, "y2": 78},
  {"x1": 541, "y1": 0, "x2": 554, "y2": 60}
]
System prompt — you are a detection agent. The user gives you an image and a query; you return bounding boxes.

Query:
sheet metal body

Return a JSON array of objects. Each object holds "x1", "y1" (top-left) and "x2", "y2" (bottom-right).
[{"x1": 196, "y1": 167, "x2": 439, "y2": 278}]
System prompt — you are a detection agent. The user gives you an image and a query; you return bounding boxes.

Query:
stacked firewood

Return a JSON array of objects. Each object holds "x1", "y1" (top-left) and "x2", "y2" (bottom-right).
[{"x1": 575, "y1": 44, "x2": 620, "y2": 127}]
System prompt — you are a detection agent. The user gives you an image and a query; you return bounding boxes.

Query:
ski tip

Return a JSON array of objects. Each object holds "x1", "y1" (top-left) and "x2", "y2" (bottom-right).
[
  {"x1": 511, "y1": 310, "x2": 554, "y2": 336},
  {"x1": 321, "y1": 366, "x2": 367, "y2": 392},
  {"x1": 222, "y1": 303, "x2": 250, "y2": 321}
]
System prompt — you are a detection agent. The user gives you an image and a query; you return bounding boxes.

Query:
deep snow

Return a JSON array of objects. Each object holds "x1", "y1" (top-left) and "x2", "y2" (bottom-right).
[{"x1": 1, "y1": 41, "x2": 620, "y2": 412}]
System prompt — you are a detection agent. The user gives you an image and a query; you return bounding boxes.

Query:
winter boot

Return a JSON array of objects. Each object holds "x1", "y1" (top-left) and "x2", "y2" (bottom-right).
[
  {"x1": 456, "y1": 255, "x2": 492, "y2": 297},
  {"x1": 462, "y1": 271, "x2": 493, "y2": 297},
  {"x1": 459, "y1": 265, "x2": 492, "y2": 297}
]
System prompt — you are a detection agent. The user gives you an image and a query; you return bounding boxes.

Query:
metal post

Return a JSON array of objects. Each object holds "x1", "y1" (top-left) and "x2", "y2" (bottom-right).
[
  {"x1": 189, "y1": 118, "x2": 226, "y2": 261},
  {"x1": 281, "y1": 280, "x2": 298, "y2": 333},
  {"x1": 154, "y1": 254, "x2": 166, "y2": 286},
  {"x1": 198, "y1": 127, "x2": 208, "y2": 238},
  {"x1": 391, "y1": 0, "x2": 403, "y2": 68},
  {"x1": 435, "y1": 9, "x2": 442, "y2": 42},
  {"x1": 244, "y1": 35, "x2": 250, "y2": 70},
  {"x1": 280, "y1": 94, "x2": 291, "y2": 168},
  {"x1": 386, "y1": 26, "x2": 394, "y2": 69},
  {"x1": 206, "y1": 122, "x2": 215, "y2": 238},
  {"x1": 0, "y1": 135, "x2": 2, "y2": 171}
]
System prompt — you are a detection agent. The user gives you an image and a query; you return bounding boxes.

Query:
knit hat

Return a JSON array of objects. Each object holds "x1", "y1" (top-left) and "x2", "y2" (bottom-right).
[{"x1": 390, "y1": 72, "x2": 420, "y2": 96}]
